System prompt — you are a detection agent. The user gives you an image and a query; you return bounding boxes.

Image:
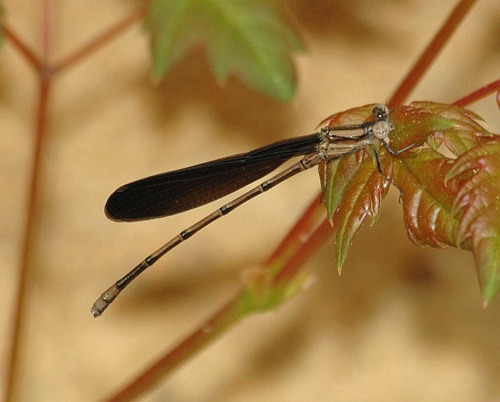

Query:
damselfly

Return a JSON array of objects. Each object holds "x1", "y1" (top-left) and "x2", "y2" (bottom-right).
[{"x1": 92, "y1": 104, "x2": 397, "y2": 317}]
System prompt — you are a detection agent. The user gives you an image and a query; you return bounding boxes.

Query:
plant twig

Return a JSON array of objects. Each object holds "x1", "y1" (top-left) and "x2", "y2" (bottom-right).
[
  {"x1": 453, "y1": 79, "x2": 500, "y2": 106},
  {"x1": 106, "y1": 297, "x2": 241, "y2": 402},
  {"x1": 2, "y1": 24, "x2": 42, "y2": 70},
  {"x1": 4, "y1": 2, "x2": 54, "y2": 400},
  {"x1": 52, "y1": 4, "x2": 148, "y2": 75},
  {"x1": 3, "y1": 2, "x2": 150, "y2": 401},
  {"x1": 388, "y1": 0, "x2": 478, "y2": 108}
]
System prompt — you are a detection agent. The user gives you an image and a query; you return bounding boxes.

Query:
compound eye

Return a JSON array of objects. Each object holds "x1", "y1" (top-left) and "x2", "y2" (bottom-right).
[{"x1": 372, "y1": 104, "x2": 389, "y2": 121}]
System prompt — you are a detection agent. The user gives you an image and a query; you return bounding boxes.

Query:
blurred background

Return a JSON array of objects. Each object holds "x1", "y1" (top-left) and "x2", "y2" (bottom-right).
[{"x1": 0, "y1": 0, "x2": 499, "y2": 401}]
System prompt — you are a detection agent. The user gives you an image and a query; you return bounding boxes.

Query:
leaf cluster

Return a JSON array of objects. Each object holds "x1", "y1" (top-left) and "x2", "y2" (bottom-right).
[{"x1": 320, "y1": 102, "x2": 500, "y2": 304}]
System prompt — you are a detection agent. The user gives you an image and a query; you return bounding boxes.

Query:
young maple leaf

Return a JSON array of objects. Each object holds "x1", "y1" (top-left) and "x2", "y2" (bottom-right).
[
  {"x1": 319, "y1": 102, "x2": 500, "y2": 305},
  {"x1": 445, "y1": 142, "x2": 500, "y2": 306},
  {"x1": 144, "y1": 0, "x2": 303, "y2": 101}
]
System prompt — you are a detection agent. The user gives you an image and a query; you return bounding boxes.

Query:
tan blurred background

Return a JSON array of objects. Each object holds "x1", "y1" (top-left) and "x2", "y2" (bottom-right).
[{"x1": 1, "y1": 1, "x2": 499, "y2": 401}]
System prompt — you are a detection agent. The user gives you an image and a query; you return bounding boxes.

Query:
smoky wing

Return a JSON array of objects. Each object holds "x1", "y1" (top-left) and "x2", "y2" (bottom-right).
[{"x1": 105, "y1": 133, "x2": 321, "y2": 221}]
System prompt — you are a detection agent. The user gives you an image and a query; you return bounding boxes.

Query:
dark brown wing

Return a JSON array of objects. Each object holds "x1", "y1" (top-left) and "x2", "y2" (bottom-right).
[{"x1": 105, "y1": 133, "x2": 321, "y2": 221}]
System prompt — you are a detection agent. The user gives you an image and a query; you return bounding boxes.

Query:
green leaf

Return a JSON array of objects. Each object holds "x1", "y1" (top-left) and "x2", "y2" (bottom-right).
[
  {"x1": 145, "y1": 0, "x2": 197, "y2": 77},
  {"x1": 145, "y1": 0, "x2": 303, "y2": 101}
]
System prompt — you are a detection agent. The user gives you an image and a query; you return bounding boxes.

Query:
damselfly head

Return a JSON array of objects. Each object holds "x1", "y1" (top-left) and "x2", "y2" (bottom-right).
[
  {"x1": 371, "y1": 105, "x2": 393, "y2": 139},
  {"x1": 372, "y1": 104, "x2": 390, "y2": 121}
]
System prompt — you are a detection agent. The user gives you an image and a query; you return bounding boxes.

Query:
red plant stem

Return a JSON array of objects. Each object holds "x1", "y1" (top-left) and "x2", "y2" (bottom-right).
[
  {"x1": 265, "y1": 193, "x2": 323, "y2": 264},
  {"x1": 4, "y1": 83, "x2": 51, "y2": 401},
  {"x1": 3, "y1": 2, "x2": 149, "y2": 401},
  {"x1": 388, "y1": 0, "x2": 478, "y2": 108},
  {"x1": 4, "y1": 82, "x2": 51, "y2": 389},
  {"x1": 106, "y1": 297, "x2": 242, "y2": 402},
  {"x1": 266, "y1": 193, "x2": 332, "y2": 286},
  {"x1": 3, "y1": 2, "x2": 54, "y2": 399},
  {"x1": 452, "y1": 79, "x2": 500, "y2": 107},
  {"x1": 2, "y1": 24, "x2": 42, "y2": 70},
  {"x1": 274, "y1": 217, "x2": 333, "y2": 285},
  {"x1": 51, "y1": 3, "x2": 148, "y2": 75}
]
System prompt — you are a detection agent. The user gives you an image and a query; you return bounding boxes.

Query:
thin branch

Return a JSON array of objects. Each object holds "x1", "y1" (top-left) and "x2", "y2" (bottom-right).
[
  {"x1": 3, "y1": 83, "x2": 51, "y2": 401},
  {"x1": 388, "y1": 0, "x2": 478, "y2": 108},
  {"x1": 51, "y1": 4, "x2": 148, "y2": 75},
  {"x1": 452, "y1": 79, "x2": 500, "y2": 107},
  {"x1": 3, "y1": 3, "x2": 151, "y2": 400},
  {"x1": 2, "y1": 24, "x2": 42, "y2": 70},
  {"x1": 3, "y1": 1, "x2": 54, "y2": 401},
  {"x1": 269, "y1": 195, "x2": 326, "y2": 283},
  {"x1": 105, "y1": 297, "x2": 241, "y2": 402}
]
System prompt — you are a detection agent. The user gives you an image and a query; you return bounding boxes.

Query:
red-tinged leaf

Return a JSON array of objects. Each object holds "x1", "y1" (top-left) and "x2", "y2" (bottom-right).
[
  {"x1": 319, "y1": 104, "x2": 385, "y2": 222},
  {"x1": 393, "y1": 150, "x2": 464, "y2": 248},
  {"x1": 320, "y1": 102, "x2": 499, "y2": 303},
  {"x1": 320, "y1": 104, "x2": 376, "y2": 128},
  {"x1": 145, "y1": 0, "x2": 303, "y2": 101},
  {"x1": 445, "y1": 141, "x2": 500, "y2": 304},
  {"x1": 319, "y1": 105, "x2": 388, "y2": 273},
  {"x1": 330, "y1": 155, "x2": 389, "y2": 271},
  {"x1": 390, "y1": 102, "x2": 495, "y2": 155},
  {"x1": 388, "y1": 103, "x2": 498, "y2": 245},
  {"x1": 319, "y1": 152, "x2": 364, "y2": 222},
  {"x1": 389, "y1": 104, "x2": 454, "y2": 152},
  {"x1": 319, "y1": 104, "x2": 392, "y2": 271},
  {"x1": 388, "y1": 102, "x2": 500, "y2": 303}
]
